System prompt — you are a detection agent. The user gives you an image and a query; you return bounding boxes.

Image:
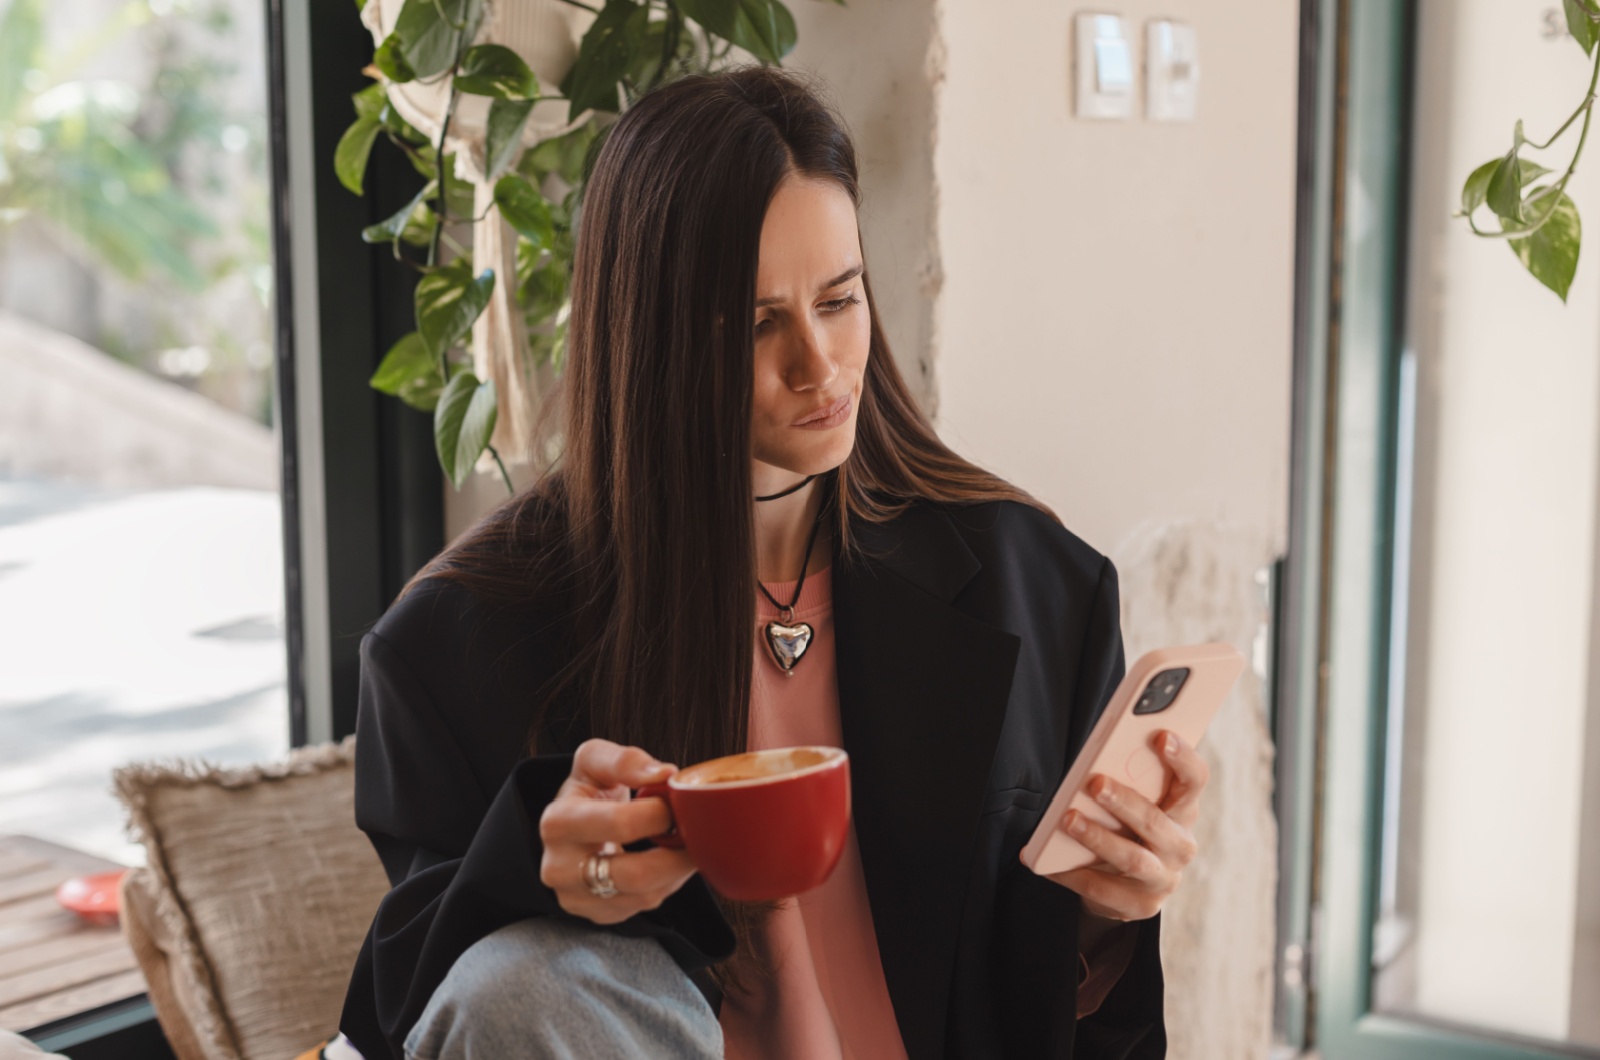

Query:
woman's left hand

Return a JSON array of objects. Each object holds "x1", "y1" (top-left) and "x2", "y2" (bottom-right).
[{"x1": 1047, "y1": 730, "x2": 1210, "y2": 922}]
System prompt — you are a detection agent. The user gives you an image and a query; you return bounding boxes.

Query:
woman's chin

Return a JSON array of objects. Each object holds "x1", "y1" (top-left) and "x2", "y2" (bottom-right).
[{"x1": 760, "y1": 433, "x2": 857, "y2": 478}]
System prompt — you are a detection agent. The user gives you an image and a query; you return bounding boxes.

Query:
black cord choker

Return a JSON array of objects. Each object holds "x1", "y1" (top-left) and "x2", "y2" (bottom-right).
[
  {"x1": 756, "y1": 492, "x2": 828, "y2": 676},
  {"x1": 755, "y1": 475, "x2": 815, "y2": 502}
]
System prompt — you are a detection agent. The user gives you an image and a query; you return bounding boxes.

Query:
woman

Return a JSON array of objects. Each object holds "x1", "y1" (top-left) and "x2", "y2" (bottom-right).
[{"x1": 339, "y1": 66, "x2": 1206, "y2": 1060}]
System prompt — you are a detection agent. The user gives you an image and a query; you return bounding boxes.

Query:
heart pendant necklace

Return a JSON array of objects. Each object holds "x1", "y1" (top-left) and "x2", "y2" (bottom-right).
[{"x1": 756, "y1": 478, "x2": 827, "y2": 677}]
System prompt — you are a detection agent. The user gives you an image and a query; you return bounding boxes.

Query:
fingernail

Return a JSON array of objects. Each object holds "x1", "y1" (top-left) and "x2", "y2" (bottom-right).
[
  {"x1": 1094, "y1": 780, "x2": 1115, "y2": 804},
  {"x1": 1067, "y1": 812, "x2": 1088, "y2": 836},
  {"x1": 1165, "y1": 733, "x2": 1181, "y2": 756}
]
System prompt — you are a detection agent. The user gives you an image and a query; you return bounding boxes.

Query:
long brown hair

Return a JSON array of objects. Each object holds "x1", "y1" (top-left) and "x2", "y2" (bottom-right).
[{"x1": 401, "y1": 66, "x2": 1048, "y2": 984}]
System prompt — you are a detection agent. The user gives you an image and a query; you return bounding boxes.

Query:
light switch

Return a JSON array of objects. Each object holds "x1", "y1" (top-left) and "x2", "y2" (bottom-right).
[
  {"x1": 1146, "y1": 19, "x2": 1199, "y2": 122},
  {"x1": 1074, "y1": 13, "x2": 1133, "y2": 120}
]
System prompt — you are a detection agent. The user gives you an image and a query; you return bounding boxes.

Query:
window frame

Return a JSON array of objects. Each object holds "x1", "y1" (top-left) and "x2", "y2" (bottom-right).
[{"x1": 1302, "y1": 2, "x2": 1600, "y2": 1057}]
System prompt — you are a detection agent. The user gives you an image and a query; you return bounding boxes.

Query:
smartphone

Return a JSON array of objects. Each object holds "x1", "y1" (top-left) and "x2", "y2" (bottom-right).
[{"x1": 1020, "y1": 642, "x2": 1246, "y2": 877}]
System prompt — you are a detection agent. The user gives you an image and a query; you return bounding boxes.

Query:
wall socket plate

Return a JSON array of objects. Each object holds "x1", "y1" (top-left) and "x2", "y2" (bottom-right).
[
  {"x1": 1146, "y1": 19, "x2": 1199, "y2": 122},
  {"x1": 1074, "y1": 13, "x2": 1134, "y2": 120}
]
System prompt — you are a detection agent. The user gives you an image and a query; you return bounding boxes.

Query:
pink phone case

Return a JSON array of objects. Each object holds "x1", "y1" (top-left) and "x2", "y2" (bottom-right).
[{"x1": 1019, "y1": 642, "x2": 1246, "y2": 877}]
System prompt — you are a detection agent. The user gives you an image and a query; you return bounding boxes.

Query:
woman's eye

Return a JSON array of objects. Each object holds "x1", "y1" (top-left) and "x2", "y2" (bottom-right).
[
  {"x1": 823, "y1": 293, "x2": 862, "y2": 313},
  {"x1": 754, "y1": 318, "x2": 773, "y2": 334}
]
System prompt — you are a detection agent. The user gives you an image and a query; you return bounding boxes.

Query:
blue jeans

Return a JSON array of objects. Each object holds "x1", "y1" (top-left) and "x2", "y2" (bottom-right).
[{"x1": 403, "y1": 917, "x2": 724, "y2": 1060}]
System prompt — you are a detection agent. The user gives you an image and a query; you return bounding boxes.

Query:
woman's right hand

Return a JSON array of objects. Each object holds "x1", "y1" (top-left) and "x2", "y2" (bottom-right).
[{"x1": 538, "y1": 738, "x2": 699, "y2": 925}]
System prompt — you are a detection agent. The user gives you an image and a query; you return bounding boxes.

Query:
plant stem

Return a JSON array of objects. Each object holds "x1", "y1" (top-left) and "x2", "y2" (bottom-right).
[
  {"x1": 488, "y1": 444, "x2": 514, "y2": 494},
  {"x1": 428, "y1": 89, "x2": 459, "y2": 271},
  {"x1": 1472, "y1": 43, "x2": 1600, "y2": 241},
  {"x1": 427, "y1": 25, "x2": 471, "y2": 381},
  {"x1": 1526, "y1": 93, "x2": 1594, "y2": 150},
  {"x1": 645, "y1": 1, "x2": 680, "y2": 93}
]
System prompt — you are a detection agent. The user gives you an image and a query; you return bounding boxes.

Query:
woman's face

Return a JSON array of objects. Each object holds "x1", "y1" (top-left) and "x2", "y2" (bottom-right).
[{"x1": 749, "y1": 175, "x2": 871, "y2": 483}]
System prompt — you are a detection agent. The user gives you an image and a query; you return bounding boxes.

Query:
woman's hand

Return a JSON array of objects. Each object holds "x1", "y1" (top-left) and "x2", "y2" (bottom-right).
[
  {"x1": 1047, "y1": 730, "x2": 1210, "y2": 922},
  {"x1": 539, "y1": 738, "x2": 700, "y2": 926}
]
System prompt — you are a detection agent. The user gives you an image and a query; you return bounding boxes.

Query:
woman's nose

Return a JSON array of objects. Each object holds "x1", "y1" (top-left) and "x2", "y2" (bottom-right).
[{"x1": 785, "y1": 321, "x2": 840, "y2": 392}]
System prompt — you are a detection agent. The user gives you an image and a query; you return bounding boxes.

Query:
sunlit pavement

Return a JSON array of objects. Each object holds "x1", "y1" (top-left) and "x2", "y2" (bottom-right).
[{"x1": 0, "y1": 476, "x2": 289, "y2": 866}]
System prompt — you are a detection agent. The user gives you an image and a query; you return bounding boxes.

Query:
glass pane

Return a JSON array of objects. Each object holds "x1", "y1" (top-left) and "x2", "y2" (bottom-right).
[
  {"x1": 0, "y1": 0, "x2": 286, "y2": 879},
  {"x1": 1380, "y1": 0, "x2": 1600, "y2": 1049}
]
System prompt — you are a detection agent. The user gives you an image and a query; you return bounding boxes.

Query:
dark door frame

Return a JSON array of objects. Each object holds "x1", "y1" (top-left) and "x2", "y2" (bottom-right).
[{"x1": 271, "y1": 0, "x2": 444, "y2": 749}]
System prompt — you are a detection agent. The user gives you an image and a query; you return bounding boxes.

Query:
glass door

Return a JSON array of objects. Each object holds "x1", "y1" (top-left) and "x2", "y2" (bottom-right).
[{"x1": 0, "y1": 0, "x2": 286, "y2": 894}]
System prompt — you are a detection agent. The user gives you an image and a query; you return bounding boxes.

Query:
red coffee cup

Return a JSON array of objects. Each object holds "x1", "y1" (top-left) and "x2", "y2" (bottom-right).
[{"x1": 637, "y1": 745, "x2": 851, "y2": 902}]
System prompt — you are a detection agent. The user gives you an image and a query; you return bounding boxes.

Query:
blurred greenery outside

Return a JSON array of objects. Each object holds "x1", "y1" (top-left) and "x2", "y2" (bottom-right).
[{"x1": 0, "y1": 0, "x2": 274, "y2": 425}]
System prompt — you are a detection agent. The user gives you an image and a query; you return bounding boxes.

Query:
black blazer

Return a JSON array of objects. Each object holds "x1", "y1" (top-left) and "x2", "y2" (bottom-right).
[{"x1": 339, "y1": 498, "x2": 1166, "y2": 1059}]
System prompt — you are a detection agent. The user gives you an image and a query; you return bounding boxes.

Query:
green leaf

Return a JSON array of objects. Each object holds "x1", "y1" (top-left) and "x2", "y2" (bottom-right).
[
  {"x1": 353, "y1": 82, "x2": 387, "y2": 122},
  {"x1": 560, "y1": 0, "x2": 648, "y2": 117},
  {"x1": 369, "y1": 331, "x2": 439, "y2": 395},
  {"x1": 379, "y1": 102, "x2": 430, "y2": 144},
  {"x1": 485, "y1": 98, "x2": 536, "y2": 180},
  {"x1": 494, "y1": 174, "x2": 555, "y2": 248},
  {"x1": 398, "y1": 373, "x2": 445, "y2": 411},
  {"x1": 1506, "y1": 189, "x2": 1582, "y2": 302},
  {"x1": 735, "y1": 0, "x2": 797, "y2": 65},
  {"x1": 1461, "y1": 157, "x2": 1551, "y2": 215},
  {"x1": 400, "y1": 206, "x2": 438, "y2": 247},
  {"x1": 456, "y1": 43, "x2": 539, "y2": 99},
  {"x1": 361, "y1": 180, "x2": 437, "y2": 243},
  {"x1": 676, "y1": 0, "x2": 797, "y2": 64},
  {"x1": 373, "y1": 33, "x2": 417, "y2": 83},
  {"x1": 519, "y1": 259, "x2": 569, "y2": 326},
  {"x1": 675, "y1": 0, "x2": 737, "y2": 39},
  {"x1": 435, "y1": 371, "x2": 499, "y2": 487},
  {"x1": 520, "y1": 122, "x2": 598, "y2": 185},
  {"x1": 1486, "y1": 149, "x2": 1526, "y2": 222},
  {"x1": 417, "y1": 259, "x2": 496, "y2": 356},
  {"x1": 1568, "y1": 0, "x2": 1597, "y2": 55},
  {"x1": 394, "y1": 0, "x2": 485, "y2": 80},
  {"x1": 334, "y1": 117, "x2": 382, "y2": 195}
]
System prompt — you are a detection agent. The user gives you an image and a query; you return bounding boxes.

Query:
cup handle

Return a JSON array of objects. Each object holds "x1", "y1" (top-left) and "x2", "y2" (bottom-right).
[{"x1": 636, "y1": 782, "x2": 685, "y2": 849}]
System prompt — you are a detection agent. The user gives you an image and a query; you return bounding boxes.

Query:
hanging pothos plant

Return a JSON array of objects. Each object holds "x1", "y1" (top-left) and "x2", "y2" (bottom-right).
[
  {"x1": 1458, "y1": 0, "x2": 1598, "y2": 302},
  {"x1": 335, "y1": 0, "x2": 841, "y2": 490}
]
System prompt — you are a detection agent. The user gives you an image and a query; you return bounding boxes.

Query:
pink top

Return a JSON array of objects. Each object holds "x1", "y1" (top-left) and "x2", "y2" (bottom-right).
[
  {"x1": 720, "y1": 565, "x2": 909, "y2": 1060},
  {"x1": 719, "y1": 567, "x2": 1136, "y2": 1057}
]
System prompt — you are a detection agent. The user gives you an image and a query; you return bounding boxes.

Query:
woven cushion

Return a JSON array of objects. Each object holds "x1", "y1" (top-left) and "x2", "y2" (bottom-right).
[{"x1": 114, "y1": 738, "x2": 389, "y2": 1060}]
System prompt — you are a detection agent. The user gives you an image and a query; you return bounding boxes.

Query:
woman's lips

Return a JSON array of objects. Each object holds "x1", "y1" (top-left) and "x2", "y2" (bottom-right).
[{"x1": 793, "y1": 394, "x2": 853, "y2": 429}]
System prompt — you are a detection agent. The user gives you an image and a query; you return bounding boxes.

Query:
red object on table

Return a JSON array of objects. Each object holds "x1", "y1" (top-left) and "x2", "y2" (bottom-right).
[{"x1": 55, "y1": 868, "x2": 128, "y2": 927}]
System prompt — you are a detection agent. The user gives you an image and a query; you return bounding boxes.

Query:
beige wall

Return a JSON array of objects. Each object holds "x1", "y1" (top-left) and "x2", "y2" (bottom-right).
[
  {"x1": 929, "y1": 6, "x2": 1297, "y2": 1057},
  {"x1": 933, "y1": 0, "x2": 1297, "y2": 557}
]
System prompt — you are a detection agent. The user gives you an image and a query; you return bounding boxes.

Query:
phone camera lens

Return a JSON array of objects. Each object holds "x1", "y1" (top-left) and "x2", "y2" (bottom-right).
[{"x1": 1133, "y1": 667, "x2": 1191, "y2": 715}]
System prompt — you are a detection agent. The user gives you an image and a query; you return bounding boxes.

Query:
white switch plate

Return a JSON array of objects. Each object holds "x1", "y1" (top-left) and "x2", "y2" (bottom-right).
[
  {"x1": 1074, "y1": 13, "x2": 1133, "y2": 120},
  {"x1": 1146, "y1": 19, "x2": 1199, "y2": 122}
]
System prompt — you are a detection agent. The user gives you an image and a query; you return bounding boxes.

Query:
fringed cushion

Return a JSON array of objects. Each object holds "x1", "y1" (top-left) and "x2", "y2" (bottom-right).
[{"x1": 114, "y1": 737, "x2": 388, "y2": 1060}]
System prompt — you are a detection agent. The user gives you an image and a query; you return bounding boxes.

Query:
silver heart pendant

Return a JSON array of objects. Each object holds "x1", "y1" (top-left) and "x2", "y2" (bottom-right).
[{"x1": 764, "y1": 619, "x2": 814, "y2": 675}]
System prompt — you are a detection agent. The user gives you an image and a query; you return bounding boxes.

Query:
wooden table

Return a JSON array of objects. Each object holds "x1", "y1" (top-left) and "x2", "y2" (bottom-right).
[{"x1": 0, "y1": 835, "x2": 145, "y2": 1033}]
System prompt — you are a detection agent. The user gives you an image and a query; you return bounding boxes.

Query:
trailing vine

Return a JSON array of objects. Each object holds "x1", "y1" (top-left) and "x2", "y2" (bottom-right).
[
  {"x1": 1458, "y1": 0, "x2": 1599, "y2": 302},
  {"x1": 336, "y1": 0, "x2": 843, "y2": 490}
]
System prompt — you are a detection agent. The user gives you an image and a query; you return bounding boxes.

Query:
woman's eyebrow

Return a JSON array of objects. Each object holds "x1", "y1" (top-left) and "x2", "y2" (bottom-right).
[{"x1": 755, "y1": 263, "x2": 864, "y2": 308}]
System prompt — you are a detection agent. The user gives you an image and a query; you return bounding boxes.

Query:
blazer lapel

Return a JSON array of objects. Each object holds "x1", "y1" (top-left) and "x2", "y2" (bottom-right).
[{"x1": 833, "y1": 505, "x2": 1022, "y2": 1060}]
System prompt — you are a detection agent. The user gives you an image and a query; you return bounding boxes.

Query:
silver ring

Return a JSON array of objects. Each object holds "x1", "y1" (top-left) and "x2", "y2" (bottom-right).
[{"x1": 582, "y1": 845, "x2": 620, "y2": 900}]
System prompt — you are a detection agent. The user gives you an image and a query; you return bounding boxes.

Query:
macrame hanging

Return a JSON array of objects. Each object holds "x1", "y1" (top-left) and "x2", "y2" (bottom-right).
[{"x1": 360, "y1": 0, "x2": 590, "y2": 468}]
